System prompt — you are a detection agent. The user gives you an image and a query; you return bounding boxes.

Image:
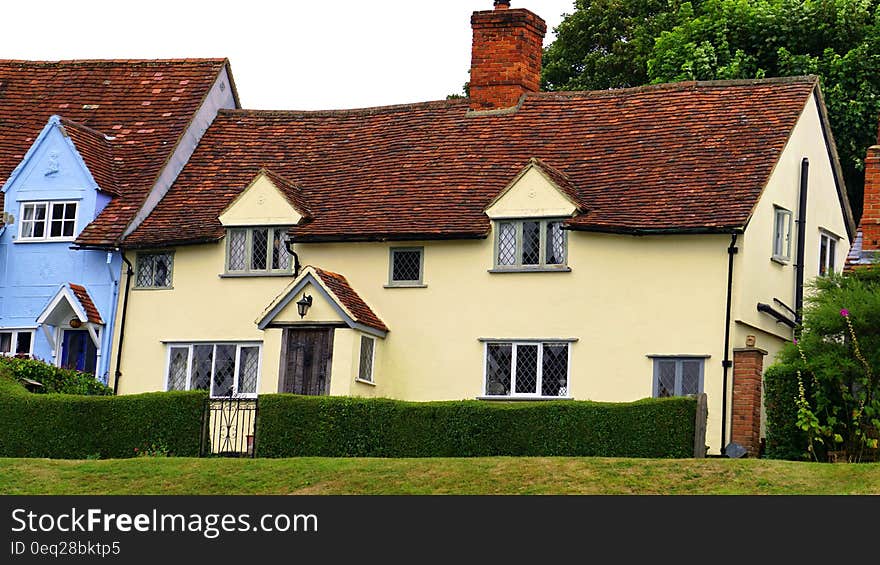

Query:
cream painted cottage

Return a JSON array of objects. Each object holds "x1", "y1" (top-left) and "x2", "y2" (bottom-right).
[{"x1": 100, "y1": 2, "x2": 853, "y2": 456}]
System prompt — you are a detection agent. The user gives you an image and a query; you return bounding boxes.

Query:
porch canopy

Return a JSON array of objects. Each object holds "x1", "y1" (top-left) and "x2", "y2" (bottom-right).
[{"x1": 35, "y1": 282, "x2": 104, "y2": 351}]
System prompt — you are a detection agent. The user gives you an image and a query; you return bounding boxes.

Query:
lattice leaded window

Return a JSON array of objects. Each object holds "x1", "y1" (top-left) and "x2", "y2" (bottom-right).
[
  {"x1": 389, "y1": 247, "x2": 423, "y2": 285},
  {"x1": 135, "y1": 252, "x2": 174, "y2": 288},
  {"x1": 225, "y1": 227, "x2": 291, "y2": 274},
  {"x1": 494, "y1": 219, "x2": 567, "y2": 269},
  {"x1": 484, "y1": 342, "x2": 570, "y2": 398},
  {"x1": 358, "y1": 335, "x2": 375, "y2": 383},
  {"x1": 652, "y1": 358, "x2": 704, "y2": 398},
  {"x1": 166, "y1": 343, "x2": 261, "y2": 397}
]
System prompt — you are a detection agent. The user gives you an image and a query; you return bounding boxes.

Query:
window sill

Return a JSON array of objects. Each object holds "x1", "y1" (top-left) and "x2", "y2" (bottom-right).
[
  {"x1": 770, "y1": 256, "x2": 790, "y2": 266},
  {"x1": 354, "y1": 378, "x2": 376, "y2": 387},
  {"x1": 383, "y1": 283, "x2": 427, "y2": 289},
  {"x1": 476, "y1": 396, "x2": 574, "y2": 401},
  {"x1": 133, "y1": 286, "x2": 174, "y2": 291},
  {"x1": 13, "y1": 238, "x2": 77, "y2": 244},
  {"x1": 219, "y1": 272, "x2": 293, "y2": 278},
  {"x1": 488, "y1": 267, "x2": 571, "y2": 274}
]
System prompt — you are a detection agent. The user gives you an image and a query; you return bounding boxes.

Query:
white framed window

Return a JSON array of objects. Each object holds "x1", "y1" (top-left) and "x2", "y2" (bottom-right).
[
  {"x1": 18, "y1": 201, "x2": 78, "y2": 241},
  {"x1": 357, "y1": 335, "x2": 375, "y2": 383},
  {"x1": 135, "y1": 252, "x2": 174, "y2": 288},
  {"x1": 652, "y1": 357, "x2": 704, "y2": 397},
  {"x1": 225, "y1": 227, "x2": 292, "y2": 275},
  {"x1": 165, "y1": 342, "x2": 261, "y2": 398},
  {"x1": 493, "y1": 219, "x2": 567, "y2": 270},
  {"x1": 772, "y1": 206, "x2": 792, "y2": 262},
  {"x1": 388, "y1": 247, "x2": 424, "y2": 286},
  {"x1": 819, "y1": 231, "x2": 838, "y2": 276},
  {"x1": 0, "y1": 329, "x2": 34, "y2": 357},
  {"x1": 483, "y1": 341, "x2": 570, "y2": 398}
]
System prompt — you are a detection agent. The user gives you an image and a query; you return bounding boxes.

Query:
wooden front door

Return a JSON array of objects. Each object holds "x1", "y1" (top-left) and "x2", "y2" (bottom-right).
[{"x1": 280, "y1": 328, "x2": 334, "y2": 395}]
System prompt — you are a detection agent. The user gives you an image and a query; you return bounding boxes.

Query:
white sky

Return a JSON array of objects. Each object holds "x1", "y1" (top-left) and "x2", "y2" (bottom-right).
[{"x1": 1, "y1": 0, "x2": 576, "y2": 110}]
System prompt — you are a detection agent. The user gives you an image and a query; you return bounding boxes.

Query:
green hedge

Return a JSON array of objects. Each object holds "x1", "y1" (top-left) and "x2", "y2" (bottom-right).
[
  {"x1": 256, "y1": 395, "x2": 697, "y2": 458},
  {"x1": 764, "y1": 364, "x2": 807, "y2": 460},
  {"x1": 0, "y1": 356, "x2": 112, "y2": 395},
  {"x1": 0, "y1": 375, "x2": 206, "y2": 459}
]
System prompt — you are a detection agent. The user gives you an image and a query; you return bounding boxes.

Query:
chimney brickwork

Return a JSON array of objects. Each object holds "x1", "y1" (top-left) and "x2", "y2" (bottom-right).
[{"x1": 469, "y1": 3, "x2": 546, "y2": 111}]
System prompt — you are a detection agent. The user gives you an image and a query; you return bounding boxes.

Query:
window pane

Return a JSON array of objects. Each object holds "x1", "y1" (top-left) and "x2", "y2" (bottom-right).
[
  {"x1": 22, "y1": 204, "x2": 36, "y2": 222},
  {"x1": 64, "y1": 203, "x2": 77, "y2": 220},
  {"x1": 272, "y1": 229, "x2": 291, "y2": 270},
  {"x1": 392, "y1": 249, "x2": 421, "y2": 282},
  {"x1": 828, "y1": 238, "x2": 836, "y2": 273},
  {"x1": 656, "y1": 360, "x2": 676, "y2": 398},
  {"x1": 50, "y1": 220, "x2": 63, "y2": 237},
  {"x1": 154, "y1": 254, "x2": 172, "y2": 287},
  {"x1": 542, "y1": 344, "x2": 568, "y2": 396},
  {"x1": 515, "y1": 344, "x2": 538, "y2": 394},
  {"x1": 358, "y1": 336, "x2": 374, "y2": 382},
  {"x1": 62, "y1": 219, "x2": 75, "y2": 238},
  {"x1": 52, "y1": 203, "x2": 65, "y2": 220},
  {"x1": 0, "y1": 332, "x2": 10, "y2": 354},
  {"x1": 136, "y1": 255, "x2": 155, "y2": 287},
  {"x1": 228, "y1": 230, "x2": 247, "y2": 271},
  {"x1": 191, "y1": 345, "x2": 214, "y2": 391},
  {"x1": 251, "y1": 229, "x2": 268, "y2": 270},
  {"x1": 497, "y1": 222, "x2": 516, "y2": 265},
  {"x1": 212, "y1": 344, "x2": 236, "y2": 397},
  {"x1": 681, "y1": 361, "x2": 701, "y2": 395},
  {"x1": 238, "y1": 346, "x2": 259, "y2": 394},
  {"x1": 167, "y1": 347, "x2": 189, "y2": 391},
  {"x1": 486, "y1": 344, "x2": 512, "y2": 396},
  {"x1": 819, "y1": 236, "x2": 828, "y2": 276},
  {"x1": 545, "y1": 222, "x2": 565, "y2": 265},
  {"x1": 33, "y1": 203, "x2": 47, "y2": 221},
  {"x1": 521, "y1": 221, "x2": 540, "y2": 265},
  {"x1": 15, "y1": 332, "x2": 31, "y2": 355}
]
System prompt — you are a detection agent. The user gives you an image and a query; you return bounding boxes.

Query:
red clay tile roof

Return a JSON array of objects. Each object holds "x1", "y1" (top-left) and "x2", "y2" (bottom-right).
[
  {"x1": 312, "y1": 267, "x2": 388, "y2": 333},
  {"x1": 68, "y1": 283, "x2": 104, "y2": 324},
  {"x1": 61, "y1": 119, "x2": 122, "y2": 196},
  {"x1": 125, "y1": 77, "x2": 825, "y2": 246},
  {"x1": 0, "y1": 58, "x2": 232, "y2": 242},
  {"x1": 260, "y1": 169, "x2": 313, "y2": 219}
]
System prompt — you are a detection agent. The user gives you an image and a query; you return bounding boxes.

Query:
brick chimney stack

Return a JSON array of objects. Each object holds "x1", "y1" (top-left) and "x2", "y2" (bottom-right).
[
  {"x1": 469, "y1": 1, "x2": 546, "y2": 111},
  {"x1": 860, "y1": 144, "x2": 880, "y2": 252}
]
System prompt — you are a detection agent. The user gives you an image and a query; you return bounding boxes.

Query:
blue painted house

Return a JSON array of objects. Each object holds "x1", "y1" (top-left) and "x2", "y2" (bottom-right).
[{"x1": 0, "y1": 59, "x2": 238, "y2": 383}]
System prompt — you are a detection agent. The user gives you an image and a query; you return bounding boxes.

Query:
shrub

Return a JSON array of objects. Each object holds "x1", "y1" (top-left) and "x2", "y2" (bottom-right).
[
  {"x1": 256, "y1": 395, "x2": 697, "y2": 458},
  {"x1": 764, "y1": 271, "x2": 880, "y2": 462},
  {"x1": 764, "y1": 363, "x2": 807, "y2": 460},
  {"x1": 0, "y1": 373, "x2": 206, "y2": 458},
  {"x1": 0, "y1": 356, "x2": 111, "y2": 395}
]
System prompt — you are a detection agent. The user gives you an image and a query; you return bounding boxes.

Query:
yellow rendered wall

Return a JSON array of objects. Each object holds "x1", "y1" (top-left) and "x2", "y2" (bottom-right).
[
  {"x1": 734, "y1": 94, "x2": 850, "y2": 342},
  {"x1": 115, "y1": 231, "x2": 732, "y2": 452},
  {"x1": 485, "y1": 166, "x2": 577, "y2": 218},
  {"x1": 218, "y1": 173, "x2": 302, "y2": 226}
]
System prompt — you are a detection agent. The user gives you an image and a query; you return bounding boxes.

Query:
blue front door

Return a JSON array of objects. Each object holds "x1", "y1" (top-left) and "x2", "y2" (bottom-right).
[{"x1": 60, "y1": 330, "x2": 97, "y2": 374}]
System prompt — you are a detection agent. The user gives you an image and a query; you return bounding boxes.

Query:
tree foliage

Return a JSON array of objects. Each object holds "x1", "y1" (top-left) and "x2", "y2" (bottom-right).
[{"x1": 542, "y1": 0, "x2": 880, "y2": 221}]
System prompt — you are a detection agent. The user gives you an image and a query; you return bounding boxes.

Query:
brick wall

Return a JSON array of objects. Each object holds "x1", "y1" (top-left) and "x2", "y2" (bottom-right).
[
  {"x1": 731, "y1": 347, "x2": 767, "y2": 457},
  {"x1": 861, "y1": 145, "x2": 880, "y2": 252},
  {"x1": 469, "y1": 4, "x2": 546, "y2": 111}
]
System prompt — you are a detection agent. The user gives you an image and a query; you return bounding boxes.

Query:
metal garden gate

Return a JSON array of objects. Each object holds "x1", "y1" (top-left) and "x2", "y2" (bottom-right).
[{"x1": 200, "y1": 398, "x2": 258, "y2": 457}]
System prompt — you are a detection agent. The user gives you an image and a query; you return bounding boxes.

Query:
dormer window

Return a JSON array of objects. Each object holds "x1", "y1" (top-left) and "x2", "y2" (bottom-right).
[
  {"x1": 492, "y1": 219, "x2": 568, "y2": 271},
  {"x1": 225, "y1": 227, "x2": 292, "y2": 275},
  {"x1": 18, "y1": 201, "x2": 78, "y2": 241}
]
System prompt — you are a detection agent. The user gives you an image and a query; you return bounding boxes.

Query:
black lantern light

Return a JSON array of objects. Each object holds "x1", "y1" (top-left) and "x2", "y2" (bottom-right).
[{"x1": 296, "y1": 294, "x2": 313, "y2": 318}]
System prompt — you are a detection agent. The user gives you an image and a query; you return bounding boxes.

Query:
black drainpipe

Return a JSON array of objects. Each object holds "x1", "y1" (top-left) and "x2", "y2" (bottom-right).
[
  {"x1": 794, "y1": 158, "x2": 809, "y2": 325},
  {"x1": 283, "y1": 236, "x2": 302, "y2": 278},
  {"x1": 721, "y1": 233, "x2": 738, "y2": 454},
  {"x1": 113, "y1": 252, "x2": 134, "y2": 395}
]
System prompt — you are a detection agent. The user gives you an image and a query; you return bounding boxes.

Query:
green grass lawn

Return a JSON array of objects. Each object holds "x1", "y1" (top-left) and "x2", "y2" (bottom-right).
[{"x1": 2, "y1": 456, "x2": 879, "y2": 494}]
